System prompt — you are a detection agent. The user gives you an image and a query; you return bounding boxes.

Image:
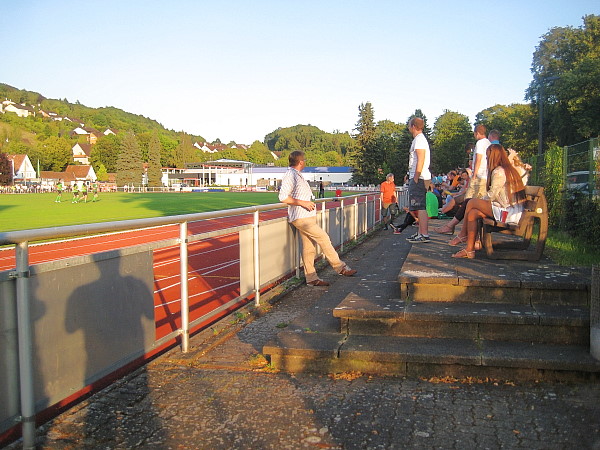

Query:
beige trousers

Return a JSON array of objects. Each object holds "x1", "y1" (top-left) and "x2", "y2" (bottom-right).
[
  {"x1": 465, "y1": 177, "x2": 487, "y2": 199},
  {"x1": 292, "y1": 216, "x2": 346, "y2": 282}
]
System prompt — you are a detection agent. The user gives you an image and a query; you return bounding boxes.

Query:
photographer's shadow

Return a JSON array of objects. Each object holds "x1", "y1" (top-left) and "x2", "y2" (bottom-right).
[{"x1": 64, "y1": 250, "x2": 163, "y2": 446}]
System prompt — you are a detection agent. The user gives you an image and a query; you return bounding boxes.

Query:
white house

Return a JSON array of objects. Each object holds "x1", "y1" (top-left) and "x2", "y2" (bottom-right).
[
  {"x1": 72, "y1": 143, "x2": 93, "y2": 165},
  {"x1": 64, "y1": 165, "x2": 97, "y2": 185},
  {"x1": 4, "y1": 103, "x2": 35, "y2": 118},
  {"x1": 193, "y1": 142, "x2": 220, "y2": 153},
  {"x1": 7, "y1": 154, "x2": 37, "y2": 182}
]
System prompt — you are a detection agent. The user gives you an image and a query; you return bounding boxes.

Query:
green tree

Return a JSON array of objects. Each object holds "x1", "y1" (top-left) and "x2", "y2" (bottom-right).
[
  {"x1": 35, "y1": 136, "x2": 73, "y2": 171},
  {"x1": 526, "y1": 14, "x2": 600, "y2": 146},
  {"x1": 159, "y1": 134, "x2": 179, "y2": 167},
  {"x1": 116, "y1": 131, "x2": 143, "y2": 186},
  {"x1": 175, "y1": 133, "x2": 196, "y2": 167},
  {"x1": 96, "y1": 163, "x2": 109, "y2": 182},
  {"x1": 376, "y1": 120, "x2": 406, "y2": 176},
  {"x1": 147, "y1": 132, "x2": 163, "y2": 187},
  {"x1": 264, "y1": 125, "x2": 351, "y2": 166},
  {"x1": 351, "y1": 102, "x2": 379, "y2": 184},
  {"x1": 475, "y1": 104, "x2": 538, "y2": 158},
  {"x1": 431, "y1": 111, "x2": 472, "y2": 172},
  {"x1": 90, "y1": 134, "x2": 121, "y2": 173},
  {"x1": 322, "y1": 150, "x2": 344, "y2": 166},
  {"x1": 245, "y1": 140, "x2": 274, "y2": 164}
]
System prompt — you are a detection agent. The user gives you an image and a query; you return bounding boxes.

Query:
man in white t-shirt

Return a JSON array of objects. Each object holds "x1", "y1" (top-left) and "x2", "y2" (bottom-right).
[
  {"x1": 465, "y1": 124, "x2": 491, "y2": 200},
  {"x1": 405, "y1": 117, "x2": 432, "y2": 243}
]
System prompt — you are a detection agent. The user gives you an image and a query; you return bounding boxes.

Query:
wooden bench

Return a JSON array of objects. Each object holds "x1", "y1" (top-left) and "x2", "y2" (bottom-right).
[{"x1": 480, "y1": 185, "x2": 548, "y2": 261}]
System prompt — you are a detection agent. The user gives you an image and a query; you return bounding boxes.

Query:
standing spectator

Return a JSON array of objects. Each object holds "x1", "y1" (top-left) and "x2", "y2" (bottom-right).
[
  {"x1": 488, "y1": 129, "x2": 501, "y2": 144},
  {"x1": 406, "y1": 117, "x2": 432, "y2": 243},
  {"x1": 279, "y1": 151, "x2": 357, "y2": 286},
  {"x1": 55, "y1": 179, "x2": 63, "y2": 203},
  {"x1": 380, "y1": 173, "x2": 397, "y2": 230},
  {"x1": 465, "y1": 124, "x2": 491, "y2": 200},
  {"x1": 318, "y1": 178, "x2": 325, "y2": 198}
]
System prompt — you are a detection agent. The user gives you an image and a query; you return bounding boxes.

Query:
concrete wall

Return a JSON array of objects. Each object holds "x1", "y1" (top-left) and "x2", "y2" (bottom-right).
[{"x1": 0, "y1": 197, "x2": 377, "y2": 435}]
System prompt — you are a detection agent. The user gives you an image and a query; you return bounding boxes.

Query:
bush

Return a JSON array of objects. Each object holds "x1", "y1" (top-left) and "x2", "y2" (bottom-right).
[{"x1": 563, "y1": 192, "x2": 600, "y2": 251}]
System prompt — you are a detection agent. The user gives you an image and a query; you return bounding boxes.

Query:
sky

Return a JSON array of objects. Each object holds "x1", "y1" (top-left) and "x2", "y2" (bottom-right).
[{"x1": 2, "y1": 0, "x2": 598, "y2": 145}]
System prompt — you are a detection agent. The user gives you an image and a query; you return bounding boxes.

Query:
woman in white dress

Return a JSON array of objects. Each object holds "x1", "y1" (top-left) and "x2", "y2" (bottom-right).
[{"x1": 452, "y1": 144, "x2": 526, "y2": 259}]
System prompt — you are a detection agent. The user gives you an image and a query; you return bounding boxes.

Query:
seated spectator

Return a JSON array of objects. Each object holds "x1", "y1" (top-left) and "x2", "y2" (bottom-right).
[
  {"x1": 451, "y1": 144, "x2": 526, "y2": 258},
  {"x1": 507, "y1": 148, "x2": 532, "y2": 185},
  {"x1": 391, "y1": 207, "x2": 418, "y2": 234},
  {"x1": 435, "y1": 147, "x2": 528, "y2": 239},
  {"x1": 426, "y1": 185, "x2": 440, "y2": 219},
  {"x1": 441, "y1": 170, "x2": 458, "y2": 191},
  {"x1": 435, "y1": 169, "x2": 470, "y2": 231}
]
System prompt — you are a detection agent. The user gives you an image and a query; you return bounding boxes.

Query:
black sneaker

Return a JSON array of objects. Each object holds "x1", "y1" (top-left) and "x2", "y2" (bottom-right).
[{"x1": 406, "y1": 232, "x2": 419, "y2": 241}]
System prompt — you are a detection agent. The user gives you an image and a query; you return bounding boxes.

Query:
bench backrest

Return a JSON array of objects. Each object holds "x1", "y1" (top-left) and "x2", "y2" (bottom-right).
[{"x1": 522, "y1": 186, "x2": 546, "y2": 218}]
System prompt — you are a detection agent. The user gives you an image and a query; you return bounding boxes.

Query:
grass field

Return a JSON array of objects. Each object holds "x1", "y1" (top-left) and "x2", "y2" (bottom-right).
[{"x1": 0, "y1": 191, "x2": 287, "y2": 232}]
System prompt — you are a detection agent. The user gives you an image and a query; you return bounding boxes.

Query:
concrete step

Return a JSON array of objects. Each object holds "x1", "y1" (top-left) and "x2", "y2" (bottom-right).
[
  {"x1": 333, "y1": 293, "x2": 590, "y2": 345},
  {"x1": 399, "y1": 241, "x2": 591, "y2": 306},
  {"x1": 263, "y1": 331, "x2": 600, "y2": 382}
]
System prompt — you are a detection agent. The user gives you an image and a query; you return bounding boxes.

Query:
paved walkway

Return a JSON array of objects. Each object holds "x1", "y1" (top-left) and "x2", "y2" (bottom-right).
[{"x1": 7, "y1": 225, "x2": 600, "y2": 449}]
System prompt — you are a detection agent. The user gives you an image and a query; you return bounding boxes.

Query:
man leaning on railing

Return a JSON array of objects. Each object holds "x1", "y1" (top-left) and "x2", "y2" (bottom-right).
[{"x1": 278, "y1": 150, "x2": 357, "y2": 287}]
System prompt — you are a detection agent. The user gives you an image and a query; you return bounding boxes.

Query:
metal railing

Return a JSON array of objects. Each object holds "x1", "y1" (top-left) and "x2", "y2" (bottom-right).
[{"x1": 0, "y1": 192, "x2": 388, "y2": 448}]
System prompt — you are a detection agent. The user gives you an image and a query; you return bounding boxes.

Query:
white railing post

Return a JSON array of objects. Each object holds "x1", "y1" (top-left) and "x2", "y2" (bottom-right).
[
  {"x1": 15, "y1": 241, "x2": 36, "y2": 449},
  {"x1": 354, "y1": 196, "x2": 358, "y2": 241},
  {"x1": 253, "y1": 210, "x2": 260, "y2": 306},
  {"x1": 363, "y1": 195, "x2": 368, "y2": 234},
  {"x1": 179, "y1": 222, "x2": 190, "y2": 352},
  {"x1": 340, "y1": 198, "x2": 345, "y2": 253}
]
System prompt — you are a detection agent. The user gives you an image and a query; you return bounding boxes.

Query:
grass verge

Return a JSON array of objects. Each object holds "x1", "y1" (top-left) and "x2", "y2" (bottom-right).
[{"x1": 544, "y1": 228, "x2": 600, "y2": 266}]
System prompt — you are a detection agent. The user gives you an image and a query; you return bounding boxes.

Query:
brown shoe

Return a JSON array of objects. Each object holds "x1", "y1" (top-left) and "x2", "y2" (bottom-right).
[
  {"x1": 339, "y1": 267, "x2": 357, "y2": 277},
  {"x1": 307, "y1": 279, "x2": 330, "y2": 287}
]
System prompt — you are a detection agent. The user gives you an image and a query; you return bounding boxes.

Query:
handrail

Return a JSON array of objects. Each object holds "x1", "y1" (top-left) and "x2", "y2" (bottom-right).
[
  {"x1": 0, "y1": 194, "x2": 370, "y2": 246},
  {"x1": 1, "y1": 192, "x2": 377, "y2": 447}
]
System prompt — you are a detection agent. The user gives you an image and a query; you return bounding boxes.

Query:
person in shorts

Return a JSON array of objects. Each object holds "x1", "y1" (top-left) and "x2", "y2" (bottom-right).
[
  {"x1": 406, "y1": 117, "x2": 431, "y2": 243},
  {"x1": 380, "y1": 173, "x2": 397, "y2": 230},
  {"x1": 55, "y1": 180, "x2": 63, "y2": 203},
  {"x1": 465, "y1": 124, "x2": 491, "y2": 200}
]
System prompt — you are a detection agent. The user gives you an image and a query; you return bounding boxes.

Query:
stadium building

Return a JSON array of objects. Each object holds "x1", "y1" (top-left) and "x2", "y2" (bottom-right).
[{"x1": 165, "y1": 159, "x2": 354, "y2": 190}]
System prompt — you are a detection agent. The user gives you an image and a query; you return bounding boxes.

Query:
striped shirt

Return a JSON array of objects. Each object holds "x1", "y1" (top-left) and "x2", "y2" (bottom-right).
[{"x1": 278, "y1": 167, "x2": 315, "y2": 222}]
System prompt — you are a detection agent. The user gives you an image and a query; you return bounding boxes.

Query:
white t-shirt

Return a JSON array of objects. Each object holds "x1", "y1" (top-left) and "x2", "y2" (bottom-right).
[
  {"x1": 473, "y1": 138, "x2": 491, "y2": 180},
  {"x1": 408, "y1": 133, "x2": 431, "y2": 180}
]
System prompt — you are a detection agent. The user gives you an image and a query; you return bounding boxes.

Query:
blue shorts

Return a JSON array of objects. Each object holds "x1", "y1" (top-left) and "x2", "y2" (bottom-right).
[{"x1": 408, "y1": 179, "x2": 431, "y2": 211}]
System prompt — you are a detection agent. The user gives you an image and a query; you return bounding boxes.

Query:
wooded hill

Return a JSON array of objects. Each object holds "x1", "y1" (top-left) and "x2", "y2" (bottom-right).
[{"x1": 0, "y1": 83, "x2": 356, "y2": 176}]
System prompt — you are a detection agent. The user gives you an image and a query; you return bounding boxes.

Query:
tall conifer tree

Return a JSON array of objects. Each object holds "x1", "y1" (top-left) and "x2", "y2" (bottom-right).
[
  {"x1": 352, "y1": 102, "x2": 380, "y2": 185},
  {"x1": 116, "y1": 131, "x2": 143, "y2": 186},
  {"x1": 147, "y1": 132, "x2": 163, "y2": 187}
]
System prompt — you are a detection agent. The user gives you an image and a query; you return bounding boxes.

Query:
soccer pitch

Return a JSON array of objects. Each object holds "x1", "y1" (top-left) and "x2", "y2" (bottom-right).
[{"x1": 0, "y1": 191, "x2": 285, "y2": 232}]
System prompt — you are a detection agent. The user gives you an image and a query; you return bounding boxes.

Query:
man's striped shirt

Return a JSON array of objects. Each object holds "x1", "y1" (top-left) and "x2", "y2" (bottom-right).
[{"x1": 278, "y1": 167, "x2": 315, "y2": 222}]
